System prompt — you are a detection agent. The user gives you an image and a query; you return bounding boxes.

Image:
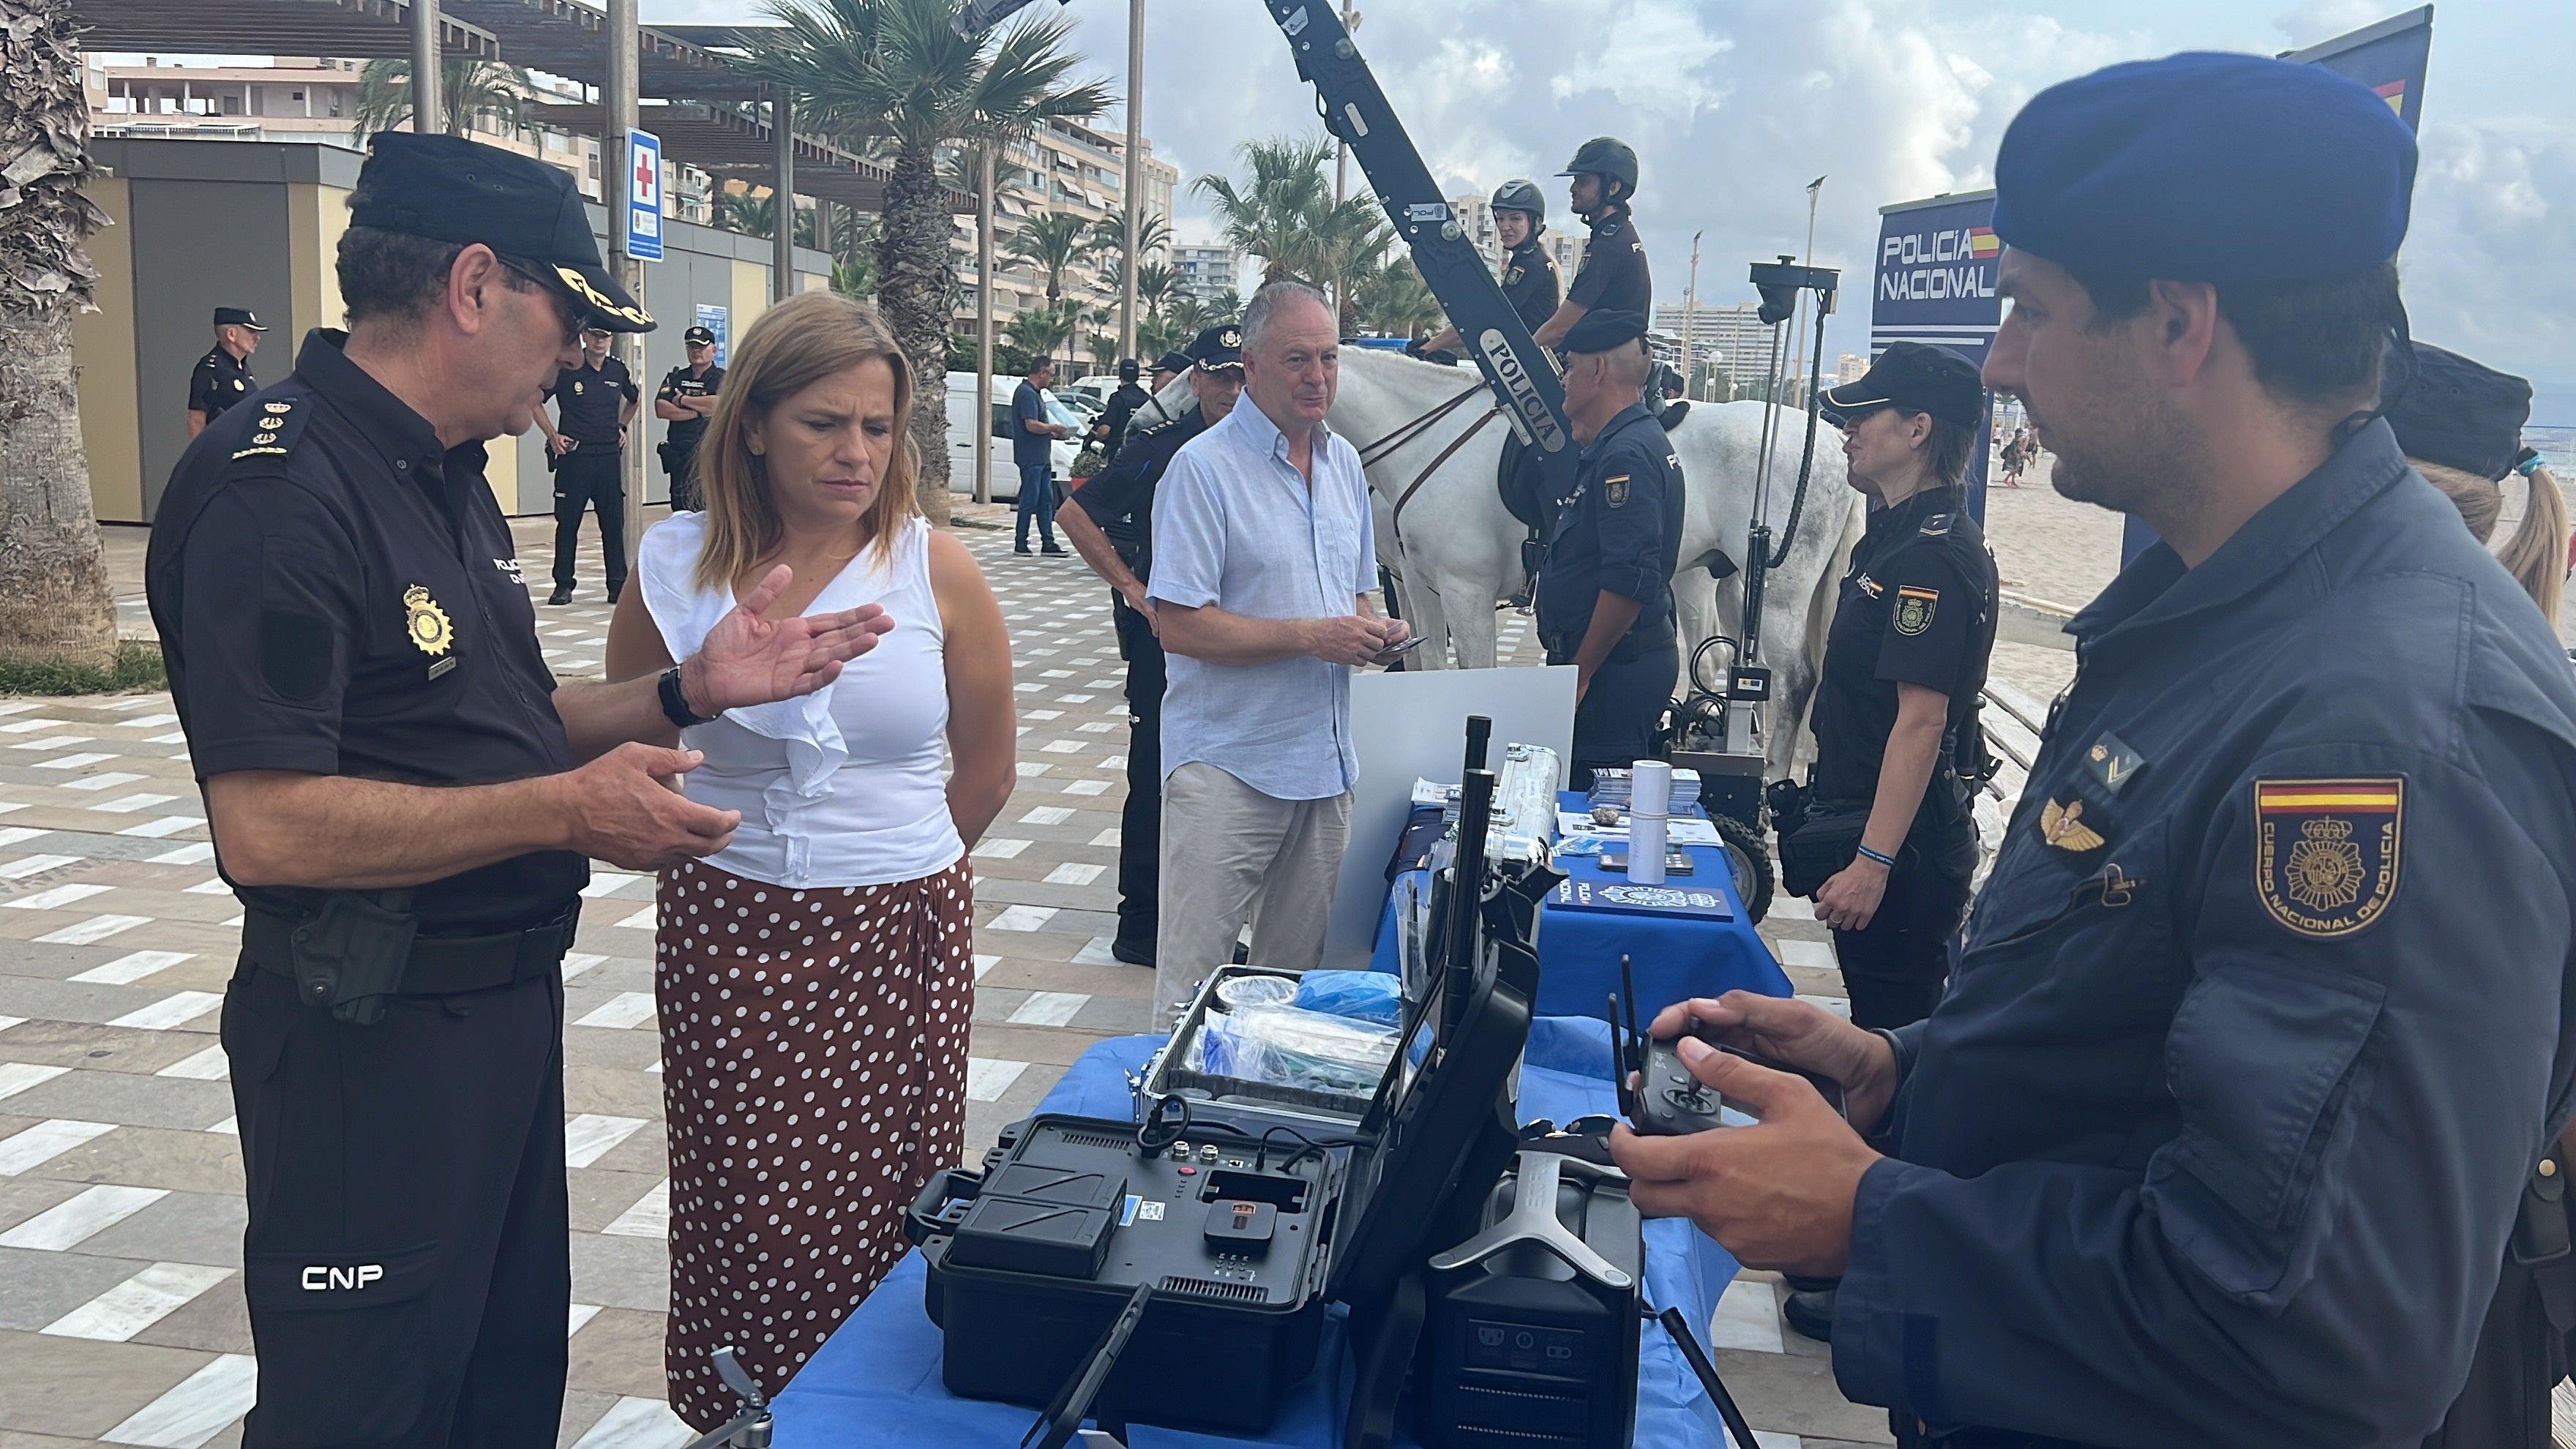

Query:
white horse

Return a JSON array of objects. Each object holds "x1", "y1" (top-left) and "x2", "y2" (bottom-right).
[
  {"x1": 1326, "y1": 348, "x2": 1862, "y2": 779},
  {"x1": 1128, "y1": 353, "x2": 1863, "y2": 778}
]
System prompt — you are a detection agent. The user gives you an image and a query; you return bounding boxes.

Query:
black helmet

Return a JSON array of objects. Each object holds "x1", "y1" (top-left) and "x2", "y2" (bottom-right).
[
  {"x1": 1117, "y1": 357, "x2": 1140, "y2": 382},
  {"x1": 1490, "y1": 179, "x2": 1546, "y2": 229},
  {"x1": 1557, "y1": 137, "x2": 1639, "y2": 196}
]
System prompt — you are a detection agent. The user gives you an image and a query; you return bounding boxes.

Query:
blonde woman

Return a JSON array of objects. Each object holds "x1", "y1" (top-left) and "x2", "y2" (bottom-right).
[
  {"x1": 2386, "y1": 342, "x2": 2566, "y2": 625},
  {"x1": 605, "y1": 291, "x2": 1015, "y2": 1427}
]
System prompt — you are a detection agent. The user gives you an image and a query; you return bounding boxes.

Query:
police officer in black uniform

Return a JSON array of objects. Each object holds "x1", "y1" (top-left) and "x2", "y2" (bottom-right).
[
  {"x1": 1535, "y1": 308, "x2": 1682, "y2": 787},
  {"x1": 1611, "y1": 55, "x2": 2576, "y2": 1449},
  {"x1": 144, "y1": 132, "x2": 889, "y2": 1449},
  {"x1": 1418, "y1": 179, "x2": 1561, "y2": 359},
  {"x1": 1058, "y1": 323, "x2": 1244, "y2": 966},
  {"x1": 1092, "y1": 356, "x2": 1153, "y2": 465},
  {"x1": 1534, "y1": 138, "x2": 1650, "y2": 352},
  {"x1": 653, "y1": 323, "x2": 724, "y2": 512},
  {"x1": 187, "y1": 306, "x2": 267, "y2": 438},
  {"x1": 1797, "y1": 342, "x2": 1996, "y2": 1034},
  {"x1": 539, "y1": 323, "x2": 640, "y2": 604}
]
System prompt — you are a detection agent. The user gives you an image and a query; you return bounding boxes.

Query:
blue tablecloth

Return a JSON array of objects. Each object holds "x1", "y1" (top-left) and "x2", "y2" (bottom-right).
[
  {"x1": 1371, "y1": 793, "x2": 1791, "y2": 1022},
  {"x1": 772, "y1": 1022, "x2": 1740, "y2": 1448}
]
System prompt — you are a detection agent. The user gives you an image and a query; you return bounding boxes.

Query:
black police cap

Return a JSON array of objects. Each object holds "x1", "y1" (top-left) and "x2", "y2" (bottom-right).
[
  {"x1": 1152, "y1": 351, "x2": 1193, "y2": 377},
  {"x1": 1117, "y1": 357, "x2": 1140, "y2": 381},
  {"x1": 351, "y1": 133, "x2": 654, "y2": 333},
  {"x1": 1560, "y1": 308, "x2": 1647, "y2": 354},
  {"x1": 1821, "y1": 342, "x2": 1985, "y2": 430},
  {"x1": 1188, "y1": 323, "x2": 1244, "y2": 371},
  {"x1": 2386, "y1": 343, "x2": 2533, "y2": 482},
  {"x1": 212, "y1": 307, "x2": 267, "y2": 331},
  {"x1": 683, "y1": 325, "x2": 717, "y2": 345}
]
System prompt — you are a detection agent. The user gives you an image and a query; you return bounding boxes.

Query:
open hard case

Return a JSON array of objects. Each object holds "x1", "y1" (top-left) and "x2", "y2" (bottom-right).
[{"x1": 906, "y1": 718, "x2": 1560, "y2": 1448}]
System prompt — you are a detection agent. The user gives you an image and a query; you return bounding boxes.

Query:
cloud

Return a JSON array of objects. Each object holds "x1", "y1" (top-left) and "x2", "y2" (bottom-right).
[
  {"x1": 2271, "y1": 0, "x2": 2395, "y2": 49},
  {"x1": 2401, "y1": 117, "x2": 2576, "y2": 416}
]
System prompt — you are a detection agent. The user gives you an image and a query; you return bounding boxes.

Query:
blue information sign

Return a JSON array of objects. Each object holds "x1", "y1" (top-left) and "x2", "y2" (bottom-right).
[
  {"x1": 624, "y1": 128, "x2": 664, "y2": 263},
  {"x1": 1871, "y1": 190, "x2": 2002, "y2": 520}
]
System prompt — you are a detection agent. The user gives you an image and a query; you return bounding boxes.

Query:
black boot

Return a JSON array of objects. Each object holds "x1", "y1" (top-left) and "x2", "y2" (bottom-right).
[
  {"x1": 547, "y1": 586, "x2": 573, "y2": 606},
  {"x1": 1782, "y1": 1287, "x2": 1836, "y2": 1343}
]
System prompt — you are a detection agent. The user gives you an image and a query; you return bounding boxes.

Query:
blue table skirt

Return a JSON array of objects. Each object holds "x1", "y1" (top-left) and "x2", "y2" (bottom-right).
[
  {"x1": 1371, "y1": 795, "x2": 1791, "y2": 1022},
  {"x1": 772, "y1": 1022, "x2": 1739, "y2": 1448}
]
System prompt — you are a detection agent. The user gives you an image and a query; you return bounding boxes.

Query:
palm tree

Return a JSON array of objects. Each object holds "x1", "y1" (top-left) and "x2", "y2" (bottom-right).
[
  {"x1": 0, "y1": 0, "x2": 116, "y2": 672},
  {"x1": 716, "y1": 187, "x2": 776, "y2": 238},
  {"x1": 1005, "y1": 210, "x2": 1101, "y2": 304},
  {"x1": 1094, "y1": 209, "x2": 1171, "y2": 263},
  {"x1": 1134, "y1": 259, "x2": 1174, "y2": 314},
  {"x1": 746, "y1": 0, "x2": 1110, "y2": 521},
  {"x1": 1003, "y1": 297, "x2": 1082, "y2": 367},
  {"x1": 1193, "y1": 135, "x2": 1334, "y2": 288},
  {"x1": 350, "y1": 56, "x2": 533, "y2": 143},
  {"x1": 1349, "y1": 252, "x2": 1442, "y2": 339}
]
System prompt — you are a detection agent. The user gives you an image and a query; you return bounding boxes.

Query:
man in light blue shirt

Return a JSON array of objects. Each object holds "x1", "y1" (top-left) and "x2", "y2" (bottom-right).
[{"x1": 1146, "y1": 282, "x2": 1410, "y2": 1023}]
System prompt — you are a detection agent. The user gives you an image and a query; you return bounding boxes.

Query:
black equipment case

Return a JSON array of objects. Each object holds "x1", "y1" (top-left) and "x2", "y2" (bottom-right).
[{"x1": 907, "y1": 724, "x2": 1560, "y2": 1447}]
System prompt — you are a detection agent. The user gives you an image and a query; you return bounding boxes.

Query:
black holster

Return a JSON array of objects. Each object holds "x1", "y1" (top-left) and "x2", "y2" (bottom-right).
[{"x1": 286, "y1": 890, "x2": 419, "y2": 1027}]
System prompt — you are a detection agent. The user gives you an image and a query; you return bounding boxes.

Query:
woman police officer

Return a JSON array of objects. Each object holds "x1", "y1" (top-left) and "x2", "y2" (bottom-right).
[
  {"x1": 1417, "y1": 179, "x2": 1560, "y2": 356},
  {"x1": 1797, "y1": 342, "x2": 1998, "y2": 1031}
]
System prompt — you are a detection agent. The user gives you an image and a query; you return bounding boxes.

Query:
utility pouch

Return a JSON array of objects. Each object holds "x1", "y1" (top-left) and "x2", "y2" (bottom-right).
[
  {"x1": 290, "y1": 890, "x2": 419, "y2": 1027},
  {"x1": 1520, "y1": 535, "x2": 1546, "y2": 587}
]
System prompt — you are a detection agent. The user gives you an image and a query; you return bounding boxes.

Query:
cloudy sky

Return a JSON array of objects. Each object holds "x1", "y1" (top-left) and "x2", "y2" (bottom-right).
[{"x1": 651, "y1": 0, "x2": 2572, "y2": 418}]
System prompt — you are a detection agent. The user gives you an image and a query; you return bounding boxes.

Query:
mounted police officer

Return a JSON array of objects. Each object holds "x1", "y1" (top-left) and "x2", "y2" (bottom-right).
[
  {"x1": 1611, "y1": 53, "x2": 2576, "y2": 1448},
  {"x1": 1418, "y1": 179, "x2": 1561, "y2": 357},
  {"x1": 145, "y1": 132, "x2": 889, "y2": 1448},
  {"x1": 1058, "y1": 322, "x2": 1244, "y2": 967},
  {"x1": 1533, "y1": 138, "x2": 1650, "y2": 352},
  {"x1": 1535, "y1": 307, "x2": 1682, "y2": 787},
  {"x1": 187, "y1": 306, "x2": 267, "y2": 438}
]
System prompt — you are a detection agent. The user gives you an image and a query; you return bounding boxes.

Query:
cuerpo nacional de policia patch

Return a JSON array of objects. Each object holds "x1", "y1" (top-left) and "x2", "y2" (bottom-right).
[
  {"x1": 1893, "y1": 585, "x2": 1938, "y2": 636},
  {"x1": 2255, "y1": 777, "x2": 2402, "y2": 937}
]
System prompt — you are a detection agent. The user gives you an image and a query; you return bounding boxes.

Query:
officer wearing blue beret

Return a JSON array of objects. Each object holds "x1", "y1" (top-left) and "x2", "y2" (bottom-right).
[
  {"x1": 1611, "y1": 52, "x2": 2576, "y2": 1448},
  {"x1": 1535, "y1": 307, "x2": 1684, "y2": 784}
]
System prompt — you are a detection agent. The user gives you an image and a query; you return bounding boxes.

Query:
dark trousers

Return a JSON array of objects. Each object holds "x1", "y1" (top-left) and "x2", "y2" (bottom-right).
[
  {"x1": 1113, "y1": 596, "x2": 1167, "y2": 951},
  {"x1": 224, "y1": 959, "x2": 569, "y2": 1448},
  {"x1": 1830, "y1": 845, "x2": 1971, "y2": 1029},
  {"x1": 1565, "y1": 638, "x2": 1678, "y2": 787},
  {"x1": 552, "y1": 449, "x2": 626, "y2": 594},
  {"x1": 1014, "y1": 462, "x2": 1058, "y2": 548}
]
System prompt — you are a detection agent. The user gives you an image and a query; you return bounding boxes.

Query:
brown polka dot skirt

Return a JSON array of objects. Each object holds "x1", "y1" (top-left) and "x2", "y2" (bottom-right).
[{"x1": 654, "y1": 856, "x2": 975, "y2": 1430}]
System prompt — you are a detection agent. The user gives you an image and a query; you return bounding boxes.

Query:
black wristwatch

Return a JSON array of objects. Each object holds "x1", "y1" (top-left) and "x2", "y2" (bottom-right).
[{"x1": 659, "y1": 664, "x2": 716, "y2": 728}]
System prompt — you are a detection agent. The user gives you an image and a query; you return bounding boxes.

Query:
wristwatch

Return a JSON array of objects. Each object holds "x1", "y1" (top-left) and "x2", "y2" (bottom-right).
[{"x1": 659, "y1": 664, "x2": 716, "y2": 728}]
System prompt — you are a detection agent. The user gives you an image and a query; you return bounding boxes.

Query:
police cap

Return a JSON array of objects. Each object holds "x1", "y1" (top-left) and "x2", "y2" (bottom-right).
[
  {"x1": 1152, "y1": 351, "x2": 1192, "y2": 378},
  {"x1": 1821, "y1": 342, "x2": 1985, "y2": 430},
  {"x1": 1560, "y1": 308, "x2": 1647, "y2": 355},
  {"x1": 351, "y1": 132, "x2": 656, "y2": 332},
  {"x1": 1991, "y1": 52, "x2": 2415, "y2": 285},
  {"x1": 1557, "y1": 138, "x2": 1639, "y2": 193},
  {"x1": 212, "y1": 307, "x2": 268, "y2": 331},
  {"x1": 1188, "y1": 323, "x2": 1244, "y2": 372},
  {"x1": 1118, "y1": 357, "x2": 1140, "y2": 382},
  {"x1": 683, "y1": 324, "x2": 717, "y2": 345},
  {"x1": 2386, "y1": 344, "x2": 2533, "y2": 482}
]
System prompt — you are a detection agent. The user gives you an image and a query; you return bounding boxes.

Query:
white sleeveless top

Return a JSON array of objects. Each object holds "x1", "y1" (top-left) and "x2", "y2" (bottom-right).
[{"x1": 637, "y1": 513, "x2": 964, "y2": 888}]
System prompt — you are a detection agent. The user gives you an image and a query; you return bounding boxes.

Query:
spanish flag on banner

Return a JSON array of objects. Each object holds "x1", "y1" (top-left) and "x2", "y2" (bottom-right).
[
  {"x1": 1966, "y1": 226, "x2": 2000, "y2": 258},
  {"x1": 2374, "y1": 79, "x2": 2405, "y2": 115}
]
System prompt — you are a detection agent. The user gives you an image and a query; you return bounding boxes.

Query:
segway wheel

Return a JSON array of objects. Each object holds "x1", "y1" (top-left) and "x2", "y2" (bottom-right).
[{"x1": 1712, "y1": 813, "x2": 1774, "y2": 925}]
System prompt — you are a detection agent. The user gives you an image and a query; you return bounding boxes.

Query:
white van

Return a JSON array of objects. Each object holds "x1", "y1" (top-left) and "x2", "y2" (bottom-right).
[{"x1": 943, "y1": 374, "x2": 1081, "y2": 501}]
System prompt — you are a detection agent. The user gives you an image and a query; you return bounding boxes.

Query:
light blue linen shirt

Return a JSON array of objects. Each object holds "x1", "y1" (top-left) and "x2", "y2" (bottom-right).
[{"x1": 1147, "y1": 400, "x2": 1378, "y2": 801}]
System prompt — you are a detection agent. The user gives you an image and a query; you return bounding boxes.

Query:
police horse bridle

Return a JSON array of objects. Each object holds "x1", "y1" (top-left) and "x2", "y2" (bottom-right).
[{"x1": 1355, "y1": 379, "x2": 1506, "y2": 536}]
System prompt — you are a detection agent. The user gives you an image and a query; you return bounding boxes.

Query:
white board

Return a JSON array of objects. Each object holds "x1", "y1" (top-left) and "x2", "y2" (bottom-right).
[{"x1": 1322, "y1": 664, "x2": 1578, "y2": 967}]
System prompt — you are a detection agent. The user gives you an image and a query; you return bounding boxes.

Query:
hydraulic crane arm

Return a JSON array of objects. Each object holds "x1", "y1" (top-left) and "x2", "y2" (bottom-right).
[{"x1": 957, "y1": 0, "x2": 1582, "y2": 503}]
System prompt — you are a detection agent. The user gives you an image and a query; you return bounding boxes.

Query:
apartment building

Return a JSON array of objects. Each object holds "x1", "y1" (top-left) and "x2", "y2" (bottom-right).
[{"x1": 951, "y1": 121, "x2": 1180, "y2": 332}]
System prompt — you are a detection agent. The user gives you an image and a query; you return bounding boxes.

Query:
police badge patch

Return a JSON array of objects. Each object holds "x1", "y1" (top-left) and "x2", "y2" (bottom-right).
[
  {"x1": 1893, "y1": 585, "x2": 1938, "y2": 635},
  {"x1": 2255, "y1": 777, "x2": 2402, "y2": 937},
  {"x1": 402, "y1": 585, "x2": 454, "y2": 657},
  {"x1": 1604, "y1": 473, "x2": 1630, "y2": 508}
]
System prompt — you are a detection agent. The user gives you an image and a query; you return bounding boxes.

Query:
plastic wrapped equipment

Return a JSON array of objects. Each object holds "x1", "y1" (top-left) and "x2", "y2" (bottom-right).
[{"x1": 1188, "y1": 1004, "x2": 1399, "y2": 1098}]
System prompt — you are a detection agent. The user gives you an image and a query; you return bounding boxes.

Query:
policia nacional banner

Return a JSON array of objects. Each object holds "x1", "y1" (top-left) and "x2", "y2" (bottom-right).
[{"x1": 1866, "y1": 5, "x2": 2434, "y2": 539}]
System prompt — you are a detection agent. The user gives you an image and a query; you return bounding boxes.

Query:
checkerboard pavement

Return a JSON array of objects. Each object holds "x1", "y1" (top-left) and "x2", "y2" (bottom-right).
[{"x1": 4, "y1": 509, "x2": 1895, "y2": 1448}]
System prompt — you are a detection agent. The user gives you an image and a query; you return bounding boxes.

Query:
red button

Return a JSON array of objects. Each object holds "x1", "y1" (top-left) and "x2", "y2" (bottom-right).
[{"x1": 1179, "y1": 1166, "x2": 1197, "y2": 1176}]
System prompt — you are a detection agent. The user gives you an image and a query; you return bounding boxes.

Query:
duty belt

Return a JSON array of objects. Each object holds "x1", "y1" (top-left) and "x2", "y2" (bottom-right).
[{"x1": 244, "y1": 898, "x2": 580, "y2": 1024}]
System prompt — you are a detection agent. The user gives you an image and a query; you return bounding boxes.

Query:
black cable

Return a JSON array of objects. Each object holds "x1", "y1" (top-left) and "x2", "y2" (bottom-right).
[
  {"x1": 1763, "y1": 307, "x2": 1832, "y2": 573},
  {"x1": 1256, "y1": 1123, "x2": 1332, "y2": 1173},
  {"x1": 1644, "y1": 1301, "x2": 1763, "y2": 1449}
]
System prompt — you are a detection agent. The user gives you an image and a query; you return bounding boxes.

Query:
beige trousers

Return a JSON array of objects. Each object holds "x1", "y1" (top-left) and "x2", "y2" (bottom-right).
[{"x1": 1153, "y1": 762, "x2": 1353, "y2": 1027}]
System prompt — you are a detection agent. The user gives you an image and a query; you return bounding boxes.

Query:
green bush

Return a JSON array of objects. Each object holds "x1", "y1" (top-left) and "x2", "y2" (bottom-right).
[{"x1": 0, "y1": 640, "x2": 168, "y2": 697}]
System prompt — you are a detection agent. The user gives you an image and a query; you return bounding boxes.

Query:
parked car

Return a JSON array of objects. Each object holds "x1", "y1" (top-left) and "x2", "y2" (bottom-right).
[{"x1": 943, "y1": 373, "x2": 1081, "y2": 501}]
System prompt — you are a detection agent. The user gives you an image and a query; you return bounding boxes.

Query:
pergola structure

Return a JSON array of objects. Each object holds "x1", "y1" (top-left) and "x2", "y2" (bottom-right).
[{"x1": 70, "y1": 0, "x2": 499, "y2": 60}]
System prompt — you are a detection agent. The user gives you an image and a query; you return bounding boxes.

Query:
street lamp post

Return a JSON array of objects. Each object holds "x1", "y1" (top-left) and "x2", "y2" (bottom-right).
[
  {"x1": 607, "y1": 0, "x2": 645, "y2": 561},
  {"x1": 410, "y1": 0, "x2": 441, "y2": 134},
  {"x1": 1682, "y1": 228, "x2": 1701, "y2": 400},
  {"x1": 1117, "y1": 0, "x2": 1143, "y2": 362},
  {"x1": 976, "y1": 143, "x2": 997, "y2": 505}
]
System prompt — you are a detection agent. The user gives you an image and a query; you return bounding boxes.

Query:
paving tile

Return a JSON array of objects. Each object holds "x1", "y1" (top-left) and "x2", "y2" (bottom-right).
[
  {"x1": 1, "y1": 1073, "x2": 233, "y2": 1134},
  {"x1": 565, "y1": 1306, "x2": 673, "y2": 1401},
  {"x1": 70, "y1": 1194, "x2": 244, "y2": 1271},
  {"x1": 120, "y1": 1278, "x2": 251, "y2": 1358},
  {"x1": 0, "y1": 1329, "x2": 217, "y2": 1439},
  {"x1": 15, "y1": 1124, "x2": 241, "y2": 1197},
  {"x1": 0, "y1": 1248, "x2": 154, "y2": 1333}
]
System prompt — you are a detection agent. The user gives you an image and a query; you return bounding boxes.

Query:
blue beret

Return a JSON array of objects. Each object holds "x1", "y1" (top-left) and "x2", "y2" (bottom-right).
[{"x1": 1993, "y1": 52, "x2": 2416, "y2": 285}]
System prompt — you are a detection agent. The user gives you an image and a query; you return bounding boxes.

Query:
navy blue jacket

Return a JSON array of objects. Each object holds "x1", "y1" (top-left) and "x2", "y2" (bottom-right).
[
  {"x1": 1836, "y1": 422, "x2": 2576, "y2": 1446},
  {"x1": 1535, "y1": 401, "x2": 1682, "y2": 662}
]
